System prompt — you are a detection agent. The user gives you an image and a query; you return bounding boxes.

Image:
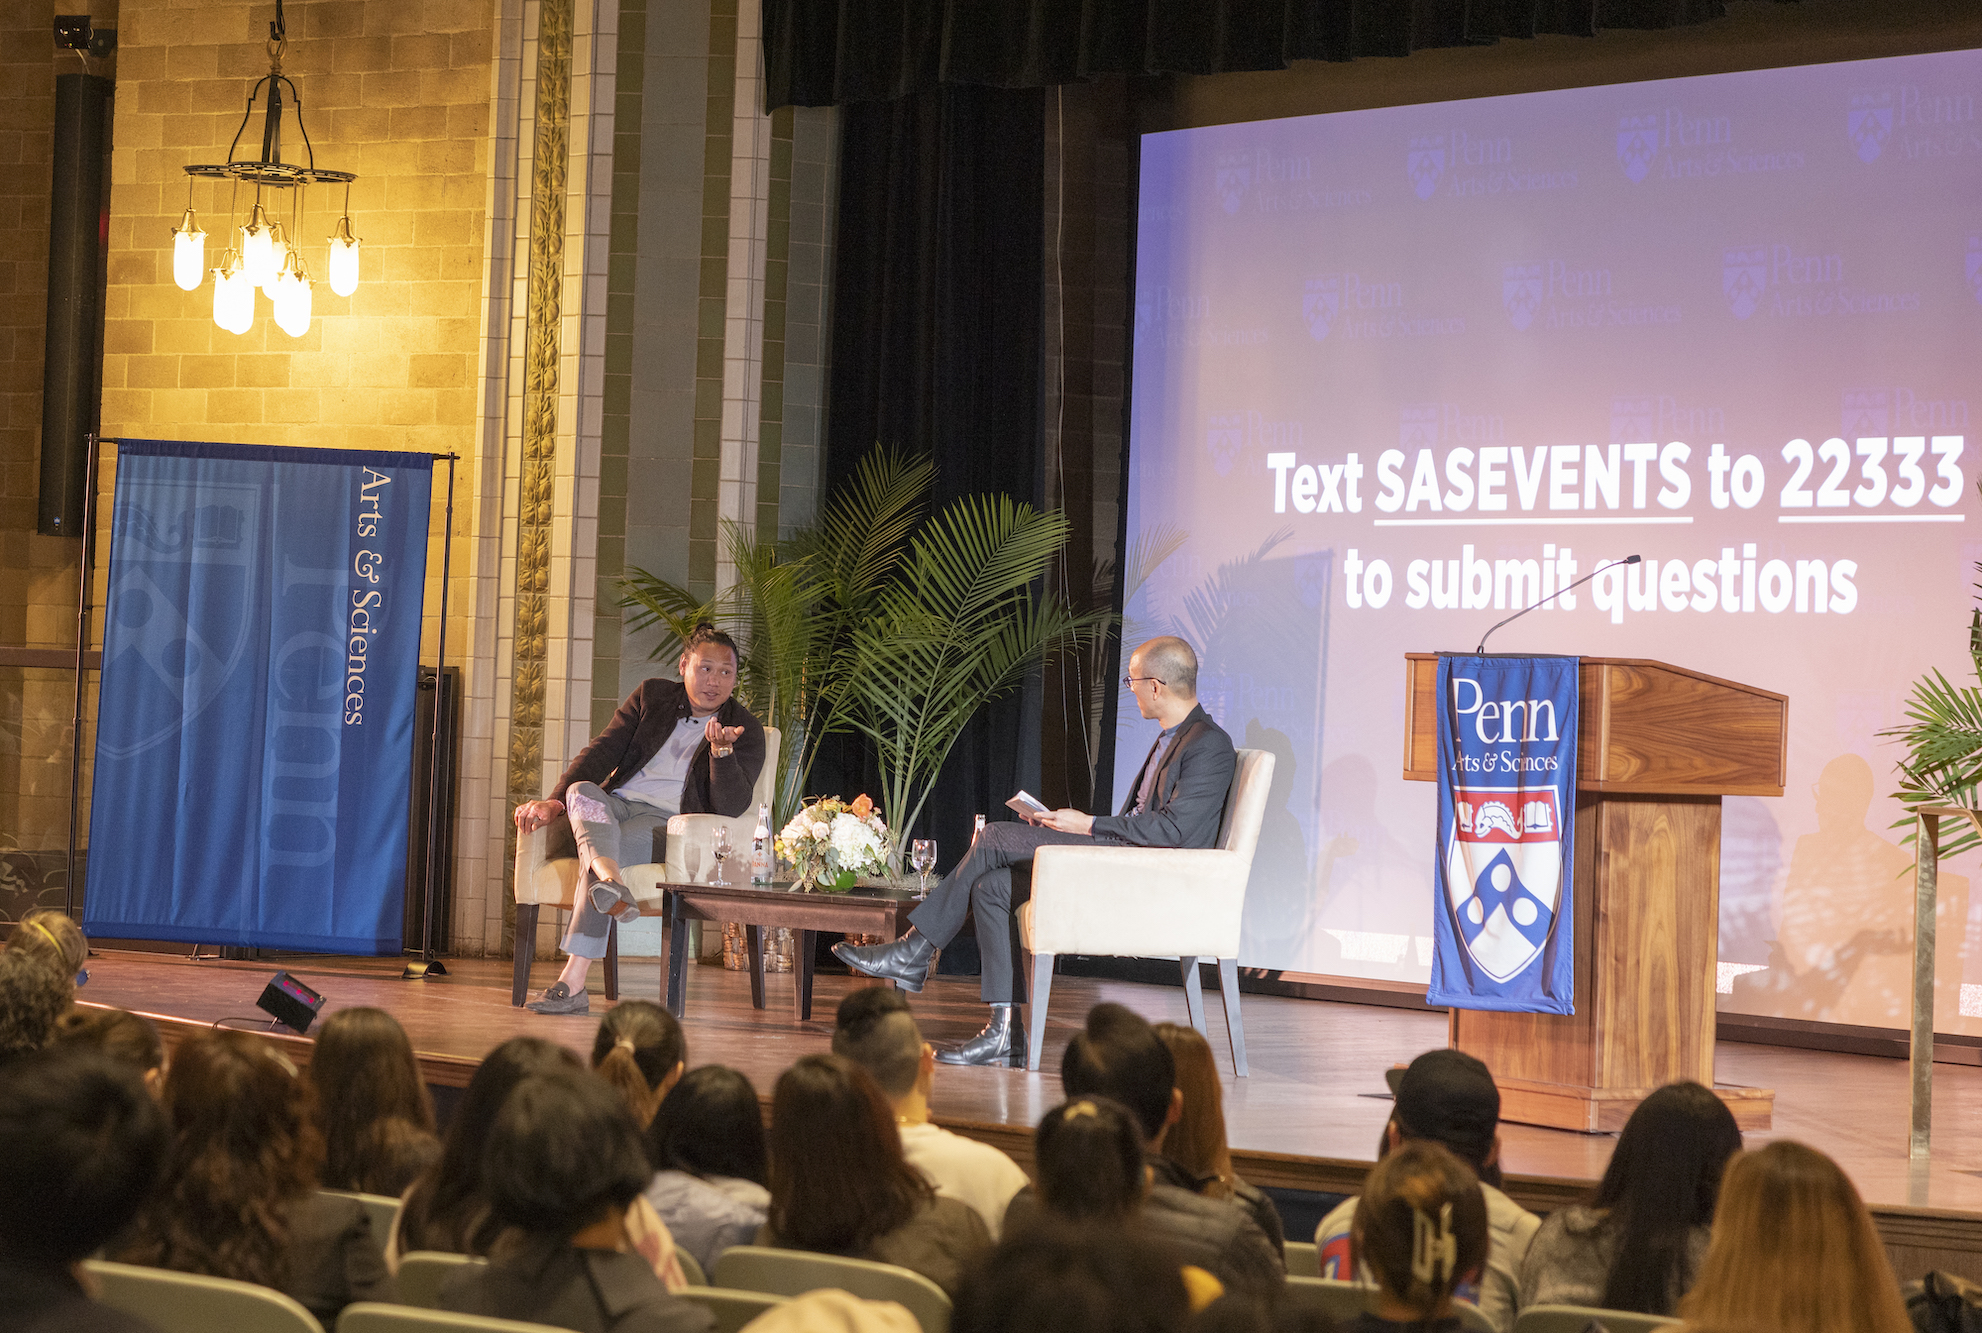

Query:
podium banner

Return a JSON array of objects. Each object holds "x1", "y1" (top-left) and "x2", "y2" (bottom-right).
[
  {"x1": 84, "y1": 439, "x2": 433, "y2": 953},
  {"x1": 1428, "y1": 654, "x2": 1579, "y2": 1013}
]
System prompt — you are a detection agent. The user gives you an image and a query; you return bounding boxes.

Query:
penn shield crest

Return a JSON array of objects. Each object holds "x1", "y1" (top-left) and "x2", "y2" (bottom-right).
[{"x1": 1446, "y1": 786, "x2": 1562, "y2": 983}]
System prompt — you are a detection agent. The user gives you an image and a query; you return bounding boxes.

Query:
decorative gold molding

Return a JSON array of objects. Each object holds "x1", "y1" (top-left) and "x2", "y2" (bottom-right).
[{"x1": 503, "y1": 0, "x2": 573, "y2": 953}]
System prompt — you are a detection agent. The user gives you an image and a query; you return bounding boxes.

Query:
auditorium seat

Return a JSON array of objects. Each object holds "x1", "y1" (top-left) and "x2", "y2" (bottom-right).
[
  {"x1": 1283, "y1": 1240, "x2": 1320, "y2": 1277},
  {"x1": 1512, "y1": 1305, "x2": 1680, "y2": 1333},
  {"x1": 336, "y1": 1304, "x2": 569, "y2": 1332},
  {"x1": 676, "y1": 1287, "x2": 790, "y2": 1333},
  {"x1": 511, "y1": 728, "x2": 780, "y2": 1005},
  {"x1": 84, "y1": 1258, "x2": 324, "y2": 1333},
  {"x1": 322, "y1": 1190, "x2": 400, "y2": 1254},
  {"x1": 395, "y1": 1252, "x2": 486, "y2": 1310},
  {"x1": 712, "y1": 1246, "x2": 950, "y2": 1333},
  {"x1": 1284, "y1": 1276, "x2": 1494, "y2": 1333},
  {"x1": 1018, "y1": 748, "x2": 1273, "y2": 1074}
]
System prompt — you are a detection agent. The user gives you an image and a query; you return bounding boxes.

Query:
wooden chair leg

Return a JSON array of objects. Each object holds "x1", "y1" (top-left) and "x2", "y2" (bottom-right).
[
  {"x1": 1217, "y1": 957, "x2": 1249, "y2": 1077},
  {"x1": 1179, "y1": 956, "x2": 1207, "y2": 1034},
  {"x1": 512, "y1": 903, "x2": 540, "y2": 1005},
  {"x1": 1026, "y1": 952, "x2": 1053, "y2": 1072},
  {"x1": 604, "y1": 918, "x2": 620, "y2": 1001}
]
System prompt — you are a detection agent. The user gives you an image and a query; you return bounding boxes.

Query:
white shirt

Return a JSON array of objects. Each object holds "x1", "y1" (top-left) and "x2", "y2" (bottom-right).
[
  {"x1": 898, "y1": 1121, "x2": 1030, "y2": 1241},
  {"x1": 614, "y1": 715, "x2": 707, "y2": 813}
]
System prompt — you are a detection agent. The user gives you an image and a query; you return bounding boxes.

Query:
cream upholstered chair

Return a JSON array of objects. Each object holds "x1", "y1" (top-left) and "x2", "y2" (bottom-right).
[
  {"x1": 1018, "y1": 747, "x2": 1273, "y2": 1076},
  {"x1": 510, "y1": 728, "x2": 779, "y2": 1006}
]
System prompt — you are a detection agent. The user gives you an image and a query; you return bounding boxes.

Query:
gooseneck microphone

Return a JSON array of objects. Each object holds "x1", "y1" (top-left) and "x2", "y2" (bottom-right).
[{"x1": 1473, "y1": 554, "x2": 1640, "y2": 654}]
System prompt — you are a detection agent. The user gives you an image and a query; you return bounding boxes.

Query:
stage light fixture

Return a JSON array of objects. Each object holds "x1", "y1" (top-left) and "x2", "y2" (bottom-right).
[
  {"x1": 170, "y1": 0, "x2": 358, "y2": 336},
  {"x1": 255, "y1": 969, "x2": 326, "y2": 1033}
]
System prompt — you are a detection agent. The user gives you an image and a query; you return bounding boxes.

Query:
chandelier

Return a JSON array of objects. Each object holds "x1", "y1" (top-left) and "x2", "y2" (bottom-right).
[{"x1": 169, "y1": 0, "x2": 358, "y2": 337}]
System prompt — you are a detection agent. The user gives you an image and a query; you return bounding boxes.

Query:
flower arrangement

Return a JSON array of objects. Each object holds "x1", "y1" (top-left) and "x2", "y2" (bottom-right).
[{"x1": 775, "y1": 794, "x2": 892, "y2": 892}]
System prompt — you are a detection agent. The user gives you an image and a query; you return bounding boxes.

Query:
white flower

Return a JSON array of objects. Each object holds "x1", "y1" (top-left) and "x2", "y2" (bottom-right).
[{"x1": 829, "y1": 813, "x2": 881, "y2": 868}]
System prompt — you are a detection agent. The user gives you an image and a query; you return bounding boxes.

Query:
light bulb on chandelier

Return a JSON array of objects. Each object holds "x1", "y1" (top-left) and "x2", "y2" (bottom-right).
[
  {"x1": 261, "y1": 220, "x2": 291, "y2": 299},
  {"x1": 212, "y1": 251, "x2": 255, "y2": 337},
  {"x1": 272, "y1": 252, "x2": 313, "y2": 338},
  {"x1": 171, "y1": 207, "x2": 206, "y2": 292},
  {"x1": 326, "y1": 213, "x2": 360, "y2": 298},
  {"x1": 240, "y1": 203, "x2": 276, "y2": 289}
]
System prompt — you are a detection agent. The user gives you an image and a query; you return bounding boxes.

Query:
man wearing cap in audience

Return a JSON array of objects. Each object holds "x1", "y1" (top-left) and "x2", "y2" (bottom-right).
[{"x1": 1314, "y1": 1048, "x2": 1539, "y2": 1333}]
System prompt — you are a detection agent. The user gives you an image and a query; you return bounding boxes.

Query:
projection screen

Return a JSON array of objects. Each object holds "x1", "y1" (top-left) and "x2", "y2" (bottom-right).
[{"x1": 1120, "y1": 47, "x2": 1982, "y2": 1033}]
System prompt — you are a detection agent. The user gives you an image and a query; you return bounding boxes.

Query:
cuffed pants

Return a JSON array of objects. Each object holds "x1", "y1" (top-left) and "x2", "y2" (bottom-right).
[
  {"x1": 551, "y1": 782, "x2": 673, "y2": 961},
  {"x1": 907, "y1": 821, "x2": 1099, "y2": 1003}
]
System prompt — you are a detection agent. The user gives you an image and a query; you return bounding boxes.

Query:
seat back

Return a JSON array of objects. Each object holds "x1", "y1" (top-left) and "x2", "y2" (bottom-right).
[
  {"x1": 336, "y1": 1304, "x2": 572, "y2": 1333},
  {"x1": 396, "y1": 1251, "x2": 487, "y2": 1310},
  {"x1": 676, "y1": 1287, "x2": 790, "y2": 1333},
  {"x1": 84, "y1": 1259, "x2": 325, "y2": 1333},
  {"x1": 1217, "y1": 747, "x2": 1274, "y2": 869},
  {"x1": 1282, "y1": 1278, "x2": 1491, "y2": 1333},
  {"x1": 1512, "y1": 1305, "x2": 1682, "y2": 1333},
  {"x1": 1283, "y1": 1240, "x2": 1320, "y2": 1278},
  {"x1": 661, "y1": 727, "x2": 782, "y2": 885},
  {"x1": 674, "y1": 1247, "x2": 708, "y2": 1286},
  {"x1": 712, "y1": 1246, "x2": 951, "y2": 1333},
  {"x1": 322, "y1": 1189, "x2": 399, "y2": 1251}
]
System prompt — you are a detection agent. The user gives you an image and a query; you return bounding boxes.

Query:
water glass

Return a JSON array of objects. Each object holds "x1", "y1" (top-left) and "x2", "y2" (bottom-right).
[
  {"x1": 710, "y1": 827, "x2": 732, "y2": 886},
  {"x1": 911, "y1": 839, "x2": 936, "y2": 898}
]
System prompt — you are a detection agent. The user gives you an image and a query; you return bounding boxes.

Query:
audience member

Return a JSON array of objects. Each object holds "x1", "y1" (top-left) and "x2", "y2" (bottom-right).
[
  {"x1": 1518, "y1": 1080, "x2": 1740, "y2": 1315},
  {"x1": 1056, "y1": 1003, "x2": 1283, "y2": 1301},
  {"x1": 594, "y1": 1000, "x2": 686, "y2": 1128},
  {"x1": 1341, "y1": 1141, "x2": 1489, "y2": 1333},
  {"x1": 439, "y1": 1072, "x2": 713, "y2": 1333},
  {"x1": 1678, "y1": 1139, "x2": 1911, "y2": 1333},
  {"x1": 951, "y1": 1219, "x2": 1194, "y2": 1333},
  {"x1": 0, "y1": 947, "x2": 68, "y2": 1065},
  {"x1": 117, "y1": 1028, "x2": 395, "y2": 1325},
  {"x1": 308, "y1": 1007, "x2": 442, "y2": 1198},
  {"x1": 52, "y1": 1006, "x2": 165, "y2": 1095},
  {"x1": 1314, "y1": 1049, "x2": 1536, "y2": 1332},
  {"x1": 831, "y1": 988, "x2": 1029, "y2": 1238},
  {"x1": 0, "y1": 1047, "x2": 167, "y2": 1333},
  {"x1": 6, "y1": 909, "x2": 87, "y2": 995},
  {"x1": 396, "y1": 1036, "x2": 585, "y2": 1262},
  {"x1": 1155, "y1": 1021, "x2": 1285, "y2": 1254},
  {"x1": 762, "y1": 1054, "x2": 990, "y2": 1297},
  {"x1": 642, "y1": 1065, "x2": 770, "y2": 1276}
]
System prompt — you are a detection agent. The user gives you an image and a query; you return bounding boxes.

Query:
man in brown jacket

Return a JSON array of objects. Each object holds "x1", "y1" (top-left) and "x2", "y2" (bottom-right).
[{"x1": 516, "y1": 624, "x2": 765, "y2": 1014}]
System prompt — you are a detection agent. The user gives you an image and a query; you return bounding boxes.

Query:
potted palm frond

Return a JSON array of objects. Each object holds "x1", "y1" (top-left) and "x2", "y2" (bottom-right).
[{"x1": 1886, "y1": 491, "x2": 1982, "y2": 856}]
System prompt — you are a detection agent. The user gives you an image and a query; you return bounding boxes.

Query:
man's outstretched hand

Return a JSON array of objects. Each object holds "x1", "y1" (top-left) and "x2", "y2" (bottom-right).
[
  {"x1": 705, "y1": 717, "x2": 744, "y2": 752},
  {"x1": 514, "y1": 798, "x2": 565, "y2": 833},
  {"x1": 1027, "y1": 808, "x2": 1095, "y2": 836}
]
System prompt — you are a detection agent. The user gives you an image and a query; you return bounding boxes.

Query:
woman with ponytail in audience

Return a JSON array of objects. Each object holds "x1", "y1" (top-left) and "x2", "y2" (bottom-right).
[
  {"x1": 309, "y1": 1007, "x2": 442, "y2": 1197},
  {"x1": 593, "y1": 1001, "x2": 686, "y2": 1128},
  {"x1": 1678, "y1": 1140, "x2": 1911, "y2": 1333},
  {"x1": 1342, "y1": 1140, "x2": 1489, "y2": 1333},
  {"x1": 1518, "y1": 1080, "x2": 1740, "y2": 1315}
]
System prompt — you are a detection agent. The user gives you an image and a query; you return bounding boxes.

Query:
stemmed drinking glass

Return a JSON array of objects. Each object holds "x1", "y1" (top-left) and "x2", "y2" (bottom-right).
[
  {"x1": 710, "y1": 827, "x2": 732, "y2": 886},
  {"x1": 911, "y1": 839, "x2": 937, "y2": 899}
]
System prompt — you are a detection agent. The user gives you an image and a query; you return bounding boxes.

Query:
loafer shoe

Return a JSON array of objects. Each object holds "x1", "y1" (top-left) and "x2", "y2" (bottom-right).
[
  {"x1": 525, "y1": 981, "x2": 591, "y2": 1015},
  {"x1": 589, "y1": 880, "x2": 641, "y2": 925}
]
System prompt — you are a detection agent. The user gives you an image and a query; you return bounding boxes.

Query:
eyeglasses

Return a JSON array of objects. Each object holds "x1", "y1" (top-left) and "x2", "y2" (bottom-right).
[{"x1": 1122, "y1": 675, "x2": 1165, "y2": 690}]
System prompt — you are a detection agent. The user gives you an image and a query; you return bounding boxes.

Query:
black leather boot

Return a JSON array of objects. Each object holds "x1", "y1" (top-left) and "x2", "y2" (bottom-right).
[
  {"x1": 833, "y1": 928, "x2": 936, "y2": 992},
  {"x1": 935, "y1": 1005, "x2": 1026, "y2": 1067}
]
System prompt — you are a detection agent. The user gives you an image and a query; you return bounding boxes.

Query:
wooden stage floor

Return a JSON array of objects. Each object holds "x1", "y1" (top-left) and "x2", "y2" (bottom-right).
[{"x1": 78, "y1": 946, "x2": 1982, "y2": 1231}]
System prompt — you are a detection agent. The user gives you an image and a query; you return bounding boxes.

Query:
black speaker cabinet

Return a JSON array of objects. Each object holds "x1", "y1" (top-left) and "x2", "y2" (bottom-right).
[{"x1": 39, "y1": 72, "x2": 113, "y2": 538}]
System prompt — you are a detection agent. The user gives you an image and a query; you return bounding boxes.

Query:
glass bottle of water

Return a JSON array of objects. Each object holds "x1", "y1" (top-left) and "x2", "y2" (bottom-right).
[{"x1": 751, "y1": 803, "x2": 773, "y2": 884}]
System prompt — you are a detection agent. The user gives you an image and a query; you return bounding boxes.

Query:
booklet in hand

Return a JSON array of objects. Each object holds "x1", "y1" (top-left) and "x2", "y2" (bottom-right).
[{"x1": 1005, "y1": 789, "x2": 1049, "y2": 819}]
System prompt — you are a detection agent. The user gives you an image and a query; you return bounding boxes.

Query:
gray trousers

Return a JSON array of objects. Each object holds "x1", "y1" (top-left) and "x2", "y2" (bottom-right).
[
  {"x1": 553, "y1": 782, "x2": 672, "y2": 961},
  {"x1": 908, "y1": 821, "x2": 1098, "y2": 1003}
]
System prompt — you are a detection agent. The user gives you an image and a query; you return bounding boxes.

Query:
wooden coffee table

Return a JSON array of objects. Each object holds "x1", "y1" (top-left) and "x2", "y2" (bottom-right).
[{"x1": 643, "y1": 879, "x2": 921, "y2": 1021}]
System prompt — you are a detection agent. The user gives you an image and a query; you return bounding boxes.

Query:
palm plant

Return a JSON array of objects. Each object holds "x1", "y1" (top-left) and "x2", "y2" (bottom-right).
[
  {"x1": 839, "y1": 493, "x2": 1114, "y2": 866},
  {"x1": 620, "y1": 448, "x2": 933, "y2": 826},
  {"x1": 1885, "y1": 591, "x2": 1982, "y2": 860}
]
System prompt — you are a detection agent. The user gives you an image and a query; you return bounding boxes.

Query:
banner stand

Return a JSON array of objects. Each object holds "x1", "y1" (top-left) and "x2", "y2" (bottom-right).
[{"x1": 64, "y1": 438, "x2": 461, "y2": 966}]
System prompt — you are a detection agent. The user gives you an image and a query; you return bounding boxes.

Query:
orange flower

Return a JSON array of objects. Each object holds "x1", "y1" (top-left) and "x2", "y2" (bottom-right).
[{"x1": 850, "y1": 794, "x2": 874, "y2": 819}]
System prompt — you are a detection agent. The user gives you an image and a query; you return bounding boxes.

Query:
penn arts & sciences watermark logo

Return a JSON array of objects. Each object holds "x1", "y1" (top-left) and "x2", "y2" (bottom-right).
[
  {"x1": 1843, "y1": 386, "x2": 1970, "y2": 435},
  {"x1": 1214, "y1": 145, "x2": 1370, "y2": 216},
  {"x1": 1613, "y1": 106, "x2": 1803, "y2": 182},
  {"x1": 1407, "y1": 128, "x2": 1575, "y2": 201},
  {"x1": 1721, "y1": 242, "x2": 1921, "y2": 320},
  {"x1": 1967, "y1": 234, "x2": 1982, "y2": 304},
  {"x1": 1133, "y1": 285, "x2": 1268, "y2": 350},
  {"x1": 1400, "y1": 402, "x2": 1505, "y2": 449},
  {"x1": 1610, "y1": 394, "x2": 1724, "y2": 442},
  {"x1": 1302, "y1": 271, "x2": 1462, "y2": 341},
  {"x1": 1501, "y1": 258, "x2": 1679, "y2": 331},
  {"x1": 1849, "y1": 84, "x2": 1976, "y2": 164},
  {"x1": 1205, "y1": 409, "x2": 1303, "y2": 478}
]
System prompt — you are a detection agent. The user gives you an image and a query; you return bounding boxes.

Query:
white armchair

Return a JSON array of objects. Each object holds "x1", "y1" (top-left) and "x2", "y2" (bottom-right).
[
  {"x1": 510, "y1": 728, "x2": 781, "y2": 1006},
  {"x1": 1018, "y1": 747, "x2": 1274, "y2": 1075}
]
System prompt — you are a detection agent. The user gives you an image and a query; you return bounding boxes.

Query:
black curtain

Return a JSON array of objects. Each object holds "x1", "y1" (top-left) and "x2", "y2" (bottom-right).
[
  {"x1": 765, "y1": 0, "x2": 1729, "y2": 109},
  {"x1": 813, "y1": 83, "x2": 1047, "y2": 865}
]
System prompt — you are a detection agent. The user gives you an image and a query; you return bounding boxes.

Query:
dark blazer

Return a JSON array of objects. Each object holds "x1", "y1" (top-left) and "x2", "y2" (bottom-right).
[
  {"x1": 1089, "y1": 703, "x2": 1236, "y2": 849},
  {"x1": 440, "y1": 1240, "x2": 713, "y2": 1333},
  {"x1": 549, "y1": 678, "x2": 766, "y2": 818}
]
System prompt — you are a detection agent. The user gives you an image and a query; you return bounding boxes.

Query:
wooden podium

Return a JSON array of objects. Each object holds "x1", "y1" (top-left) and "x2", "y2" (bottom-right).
[{"x1": 1403, "y1": 655, "x2": 1786, "y2": 1132}]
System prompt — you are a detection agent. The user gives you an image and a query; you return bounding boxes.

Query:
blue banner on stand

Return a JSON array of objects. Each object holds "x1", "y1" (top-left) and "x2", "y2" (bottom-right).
[
  {"x1": 84, "y1": 440, "x2": 433, "y2": 953},
  {"x1": 1427, "y1": 654, "x2": 1579, "y2": 1014}
]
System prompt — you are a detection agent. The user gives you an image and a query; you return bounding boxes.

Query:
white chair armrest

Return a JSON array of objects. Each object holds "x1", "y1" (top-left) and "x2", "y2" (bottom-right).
[
  {"x1": 512, "y1": 824, "x2": 582, "y2": 907},
  {"x1": 1026, "y1": 845, "x2": 1249, "y2": 958}
]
